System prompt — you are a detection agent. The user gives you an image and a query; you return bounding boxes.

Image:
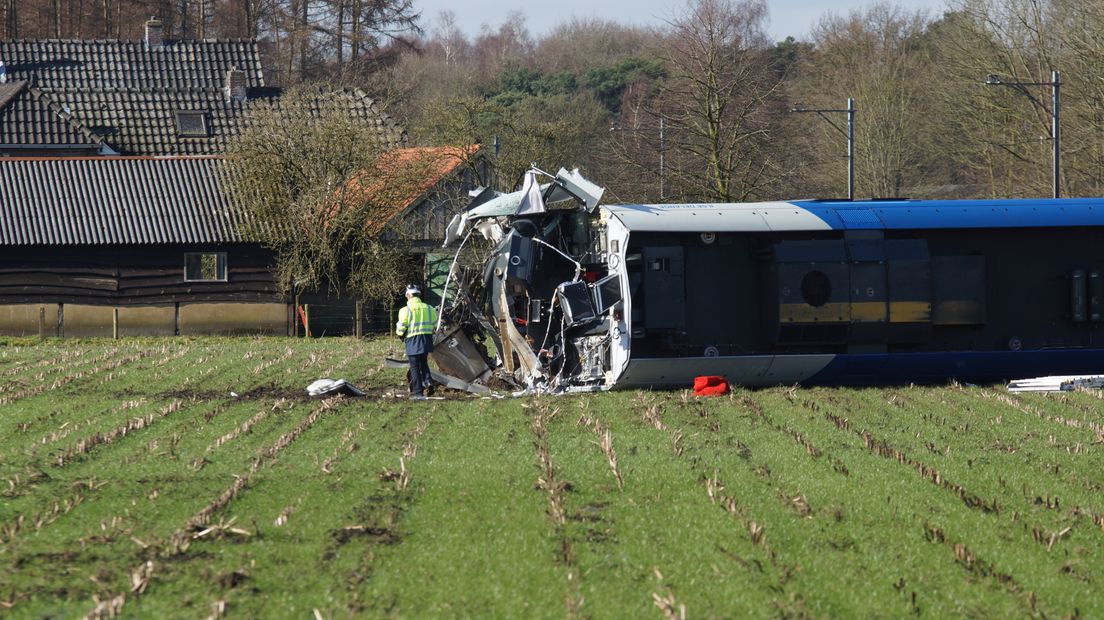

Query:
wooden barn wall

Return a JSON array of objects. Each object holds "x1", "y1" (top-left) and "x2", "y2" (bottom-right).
[
  {"x1": 394, "y1": 167, "x2": 483, "y2": 247},
  {"x1": 0, "y1": 243, "x2": 282, "y2": 305}
]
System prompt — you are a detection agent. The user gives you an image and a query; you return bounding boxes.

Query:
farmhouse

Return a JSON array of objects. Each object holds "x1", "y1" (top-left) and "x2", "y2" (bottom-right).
[
  {"x1": 0, "y1": 155, "x2": 284, "y2": 336},
  {"x1": 0, "y1": 18, "x2": 479, "y2": 337}
]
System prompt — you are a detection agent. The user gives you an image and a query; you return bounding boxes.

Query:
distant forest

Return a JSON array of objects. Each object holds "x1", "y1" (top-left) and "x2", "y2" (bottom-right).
[{"x1": 4, "y1": 0, "x2": 1104, "y2": 204}]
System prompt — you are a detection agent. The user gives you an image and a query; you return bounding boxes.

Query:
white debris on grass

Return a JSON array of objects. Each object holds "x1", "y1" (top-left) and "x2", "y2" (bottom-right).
[
  {"x1": 306, "y1": 379, "x2": 366, "y2": 398},
  {"x1": 1007, "y1": 375, "x2": 1104, "y2": 392}
]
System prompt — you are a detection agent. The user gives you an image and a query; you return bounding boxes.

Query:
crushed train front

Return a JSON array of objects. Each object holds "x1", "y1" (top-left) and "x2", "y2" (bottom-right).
[{"x1": 432, "y1": 168, "x2": 628, "y2": 393}]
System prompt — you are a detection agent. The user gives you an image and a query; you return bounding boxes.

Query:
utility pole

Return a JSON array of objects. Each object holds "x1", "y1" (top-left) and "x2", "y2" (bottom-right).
[
  {"x1": 1053, "y1": 70, "x2": 1061, "y2": 199},
  {"x1": 610, "y1": 121, "x2": 668, "y2": 201},
  {"x1": 790, "y1": 99, "x2": 856, "y2": 200},
  {"x1": 985, "y1": 70, "x2": 1061, "y2": 198},
  {"x1": 659, "y1": 117, "x2": 666, "y2": 201}
]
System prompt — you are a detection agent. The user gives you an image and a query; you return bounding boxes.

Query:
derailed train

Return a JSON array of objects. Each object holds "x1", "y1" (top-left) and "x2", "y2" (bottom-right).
[{"x1": 430, "y1": 168, "x2": 1104, "y2": 392}]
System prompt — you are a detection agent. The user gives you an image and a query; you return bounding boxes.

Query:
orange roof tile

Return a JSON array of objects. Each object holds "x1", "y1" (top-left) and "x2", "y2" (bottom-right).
[{"x1": 349, "y1": 145, "x2": 481, "y2": 236}]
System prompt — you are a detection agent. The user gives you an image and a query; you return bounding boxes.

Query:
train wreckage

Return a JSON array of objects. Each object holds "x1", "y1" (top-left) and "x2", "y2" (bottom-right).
[{"x1": 428, "y1": 167, "x2": 1104, "y2": 394}]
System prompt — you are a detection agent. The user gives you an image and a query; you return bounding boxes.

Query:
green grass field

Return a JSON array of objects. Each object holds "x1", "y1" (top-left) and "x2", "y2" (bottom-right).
[{"x1": 1, "y1": 337, "x2": 1102, "y2": 618}]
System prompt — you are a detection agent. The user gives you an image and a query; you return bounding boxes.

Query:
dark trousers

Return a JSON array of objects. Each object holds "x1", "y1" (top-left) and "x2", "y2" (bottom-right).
[{"x1": 408, "y1": 353, "x2": 431, "y2": 396}]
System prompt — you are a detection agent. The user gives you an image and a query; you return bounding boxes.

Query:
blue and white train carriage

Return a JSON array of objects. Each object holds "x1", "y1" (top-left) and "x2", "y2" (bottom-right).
[{"x1": 437, "y1": 169, "x2": 1104, "y2": 391}]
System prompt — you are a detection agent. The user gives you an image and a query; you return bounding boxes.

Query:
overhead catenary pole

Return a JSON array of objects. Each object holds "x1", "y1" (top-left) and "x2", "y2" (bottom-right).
[
  {"x1": 1052, "y1": 70, "x2": 1061, "y2": 199},
  {"x1": 847, "y1": 98, "x2": 855, "y2": 202},
  {"x1": 985, "y1": 70, "x2": 1061, "y2": 198},
  {"x1": 609, "y1": 120, "x2": 669, "y2": 201},
  {"x1": 659, "y1": 117, "x2": 666, "y2": 201},
  {"x1": 790, "y1": 99, "x2": 856, "y2": 200}
]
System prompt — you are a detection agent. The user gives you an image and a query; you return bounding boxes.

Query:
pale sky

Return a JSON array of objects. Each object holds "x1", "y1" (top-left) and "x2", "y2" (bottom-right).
[{"x1": 415, "y1": 0, "x2": 950, "y2": 43}]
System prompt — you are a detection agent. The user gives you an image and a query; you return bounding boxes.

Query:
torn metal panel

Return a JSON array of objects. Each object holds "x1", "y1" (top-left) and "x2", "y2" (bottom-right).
[
  {"x1": 431, "y1": 327, "x2": 491, "y2": 383},
  {"x1": 383, "y1": 357, "x2": 492, "y2": 395},
  {"x1": 553, "y1": 167, "x2": 605, "y2": 212},
  {"x1": 432, "y1": 166, "x2": 616, "y2": 394}
]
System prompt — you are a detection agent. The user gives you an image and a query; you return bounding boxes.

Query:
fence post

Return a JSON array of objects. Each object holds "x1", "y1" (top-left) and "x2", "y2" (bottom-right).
[
  {"x1": 38, "y1": 307, "x2": 45, "y2": 340},
  {"x1": 354, "y1": 300, "x2": 363, "y2": 339},
  {"x1": 112, "y1": 308, "x2": 119, "y2": 339},
  {"x1": 304, "y1": 304, "x2": 311, "y2": 338},
  {"x1": 293, "y1": 294, "x2": 301, "y2": 337}
]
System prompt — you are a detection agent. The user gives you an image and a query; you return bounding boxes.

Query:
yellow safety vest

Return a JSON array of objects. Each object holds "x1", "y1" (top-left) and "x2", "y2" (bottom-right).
[{"x1": 396, "y1": 297, "x2": 437, "y2": 338}]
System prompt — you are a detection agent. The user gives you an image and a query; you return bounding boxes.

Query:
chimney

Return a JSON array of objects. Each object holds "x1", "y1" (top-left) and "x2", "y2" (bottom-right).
[
  {"x1": 225, "y1": 67, "x2": 247, "y2": 103},
  {"x1": 145, "y1": 17, "x2": 163, "y2": 50}
]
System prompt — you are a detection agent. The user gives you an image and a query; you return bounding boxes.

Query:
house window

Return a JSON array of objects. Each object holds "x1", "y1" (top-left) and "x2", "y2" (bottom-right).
[
  {"x1": 174, "y1": 110, "x2": 209, "y2": 137},
  {"x1": 185, "y1": 253, "x2": 227, "y2": 281}
]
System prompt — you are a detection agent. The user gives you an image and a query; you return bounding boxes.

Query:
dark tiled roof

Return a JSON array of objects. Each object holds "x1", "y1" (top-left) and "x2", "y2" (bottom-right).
[
  {"x1": 0, "y1": 81, "x2": 106, "y2": 148},
  {"x1": 0, "y1": 82, "x2": 22, "y2": 108},
  {"x1": 0, "y1": 38, "x2": 406, "y2": 156},
  {"x1": 41, "y1": 87, "x2": 406, "y2": 155},
  {"x1": 0, "y1": 39, "x2": 264, "y2": 90},
  {"x1": 0, "y1": 156, "x2": 256, "y2": 245},
  {"x1": 44, "y1": 88, "x2": 267, "y2": 155},
  {"x1": 241, "y1": 88, "x2": 408, "y2": 149}
]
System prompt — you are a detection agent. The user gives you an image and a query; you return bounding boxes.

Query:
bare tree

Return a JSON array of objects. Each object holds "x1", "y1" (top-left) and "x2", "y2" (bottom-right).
[
  {"x1": 935, "y1": 0, "x2": 1073, "y2": 197},
  {"x1": 618, "y1": 0, "x2": 782, "y2": 202},
  {"x1": 798, "y1": 6, "x2": 935, "y2": 199},
  {"x1": 223, "y1": 87, "x2": 418, "y2": 302},
  {"x1": 535, "y1": 18, "x2": 655, "y2": 74},
  {"x1": 3, "y1": 0, "x2": 18, "y2": 38}
]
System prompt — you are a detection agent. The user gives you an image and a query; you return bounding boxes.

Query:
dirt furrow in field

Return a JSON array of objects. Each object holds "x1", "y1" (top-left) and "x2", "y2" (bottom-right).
[
  {"x1": 850, "y1": 387, "x2": 1104, "y2": 534},
  {"x1": 0, "y1": 395, "x2": 262, "y2": 547},
  {"x1": 333, "y1": 410, "x2": 430, "y2": 615},
  {"x1": 1, "y1": 346, "x2": 226, "y2": 491},
  {"x1": 0, "y1": 347, "x2": 149, "y2": 407},
  {"x1": 667, "y1": 391, "x2": 843, "y2": 524},
  {"x1": 784, "y1": 389, "x2": 1003, "y2": 514},
  {"x1": 979, "y1": 388, "x2": 1104, "y2": 440},
  {"x1": 314, "y1": 411, "x2": 373, "y2": 476},
  {"x1": 51, "y1": 400, "x2": 186, "y2": 467},
  {"x1": 3, "y1": 397, "x2": 146, "y2": 476},
  {"x1": 622, "y1": 392, "x2": 794, "y2": 608},
  {"x1": 768, "y1": 388, "x2": 1057, "y2": 617},
  {"x1": 91, "y1": 345, "x2": 192, "y2": 388},
  {"x1": 918, "y1": 521, "x2": 1042, "y2": 614},
  {"x1": 0, "y1": 346, "x2": 115, "y2": 391},
  {"x1": 2, "y1": 395, "x2": 245, "y2": 547},
  {"x1": 210, "y1": 404, "x2": 279, "y2": 450},
  {"x1": 576, "y1": 399, "x2": 625, "y2": 491},
  {"x1": 80, "y1": 397, "x2": 347, "y2": 620},
  {"x1": 0, "y1": 346, "x2": 93, "y2": 380},
  {"x1": 87, "y1": 344, "x2": 378, "y2": 486},
  {"x1": 0, "y1": 396, "x2": 238, "y2": 546},
  {"x1": 2, "y1": 346, "x2": 201, "y2": 454},
  {"x1": 529, "y1": 400, "x2": 586, "y2": 618}
]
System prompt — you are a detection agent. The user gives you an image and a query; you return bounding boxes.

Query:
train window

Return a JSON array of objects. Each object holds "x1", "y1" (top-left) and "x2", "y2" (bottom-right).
[
  {"x1": 801, "y1": 270, "x2": 831, "y2": 307},
  {"x1": 592, "y1": 273, "x2": 623, "y2": 314}
]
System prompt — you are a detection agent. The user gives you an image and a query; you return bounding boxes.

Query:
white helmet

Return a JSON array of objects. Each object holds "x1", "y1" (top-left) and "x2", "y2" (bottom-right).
[{"x1": 405, "y1": 284, "x2": 421, "y2": 296}]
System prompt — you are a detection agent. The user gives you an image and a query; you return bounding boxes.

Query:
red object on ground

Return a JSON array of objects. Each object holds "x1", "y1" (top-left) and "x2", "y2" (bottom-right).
[
  {"x1": 296, "y1": 305, "x2": 311, "y2": 337},
  {"x1": 693, "y1": 375, "x2": 730, "y2": 396}
]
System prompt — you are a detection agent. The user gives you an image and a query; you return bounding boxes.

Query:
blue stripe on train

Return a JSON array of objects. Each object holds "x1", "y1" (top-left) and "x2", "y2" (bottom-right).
[
  {"x1": 808, "y1": 349, "x2": 1104, "y2": 386},
  {"x1": 796, "y1": 197, "x2": 1104, "y2": 231}
]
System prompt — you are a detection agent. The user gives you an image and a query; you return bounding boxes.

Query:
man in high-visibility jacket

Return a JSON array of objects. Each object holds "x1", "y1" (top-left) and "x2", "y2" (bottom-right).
[{"x1": 396, "y1": 284, "x2": 438, "y2": 399}]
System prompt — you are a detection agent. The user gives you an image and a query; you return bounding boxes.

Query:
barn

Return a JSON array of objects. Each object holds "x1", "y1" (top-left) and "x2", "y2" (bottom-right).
[
  {"x1": 0, "y1": 156, "x2": 284, "y2": 336},
  {"x1": 0, "y1": 17, "x2": 479, "y2": 337}
]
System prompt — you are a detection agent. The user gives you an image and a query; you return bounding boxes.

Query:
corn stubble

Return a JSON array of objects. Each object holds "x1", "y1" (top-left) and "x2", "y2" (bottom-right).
[{"x1": 1, "y1": 339, "x2": 1102, "y2": 618}]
